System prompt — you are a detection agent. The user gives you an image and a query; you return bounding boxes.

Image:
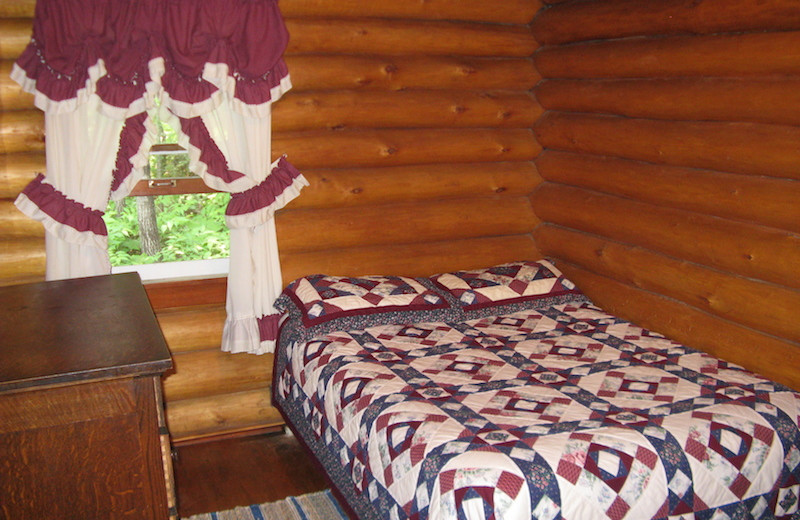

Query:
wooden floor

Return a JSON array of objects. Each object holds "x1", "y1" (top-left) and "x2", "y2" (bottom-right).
[{"x1": 172, "y1": 429, "x2": 329, "y2": 518}]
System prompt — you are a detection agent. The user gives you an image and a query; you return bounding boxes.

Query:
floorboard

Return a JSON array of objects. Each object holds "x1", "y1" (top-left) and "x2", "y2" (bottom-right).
[{"x1": 173, "y1": 430, "x2": 329, "y2": 518}]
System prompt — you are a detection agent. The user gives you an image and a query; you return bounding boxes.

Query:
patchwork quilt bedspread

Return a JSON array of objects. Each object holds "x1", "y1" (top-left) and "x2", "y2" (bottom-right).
[{"x1": 273, "y1": 262, "x2": 800, "y2": 520}]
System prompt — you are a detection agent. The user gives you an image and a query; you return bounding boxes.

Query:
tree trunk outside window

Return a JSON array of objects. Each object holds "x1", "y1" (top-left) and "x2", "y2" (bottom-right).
[
  {"x1": 137, "y1": 195, "x2": 162, "y2": 256},
  {"x1": 137, "y1": 163, "x2": 162, "y2": 256}
]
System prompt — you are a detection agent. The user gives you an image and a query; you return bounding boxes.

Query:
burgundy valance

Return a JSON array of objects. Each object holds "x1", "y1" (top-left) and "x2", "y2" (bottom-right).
[{"x1": 14, "y1": 0, "x2": 290, "y2": 117}]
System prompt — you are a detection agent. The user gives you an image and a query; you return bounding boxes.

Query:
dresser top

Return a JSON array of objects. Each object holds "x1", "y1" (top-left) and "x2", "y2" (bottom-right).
[{"x1": 0, "y1": 273, "x2": 172, "y2": 392}]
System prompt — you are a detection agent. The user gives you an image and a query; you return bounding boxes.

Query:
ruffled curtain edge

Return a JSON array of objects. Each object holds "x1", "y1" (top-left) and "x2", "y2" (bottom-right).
[
  {"x1": 226, "y1": 157, "x2": 309, "y2": 229},
  {"x1": 12, "y1": 58, "x2": 291, "y2": 121},
  {"x1": 221, "y1": 312, "x2": 281, "y2": 355},
  {"x1": 16, "y1": 193, "x2": 108, "y2": 251}
]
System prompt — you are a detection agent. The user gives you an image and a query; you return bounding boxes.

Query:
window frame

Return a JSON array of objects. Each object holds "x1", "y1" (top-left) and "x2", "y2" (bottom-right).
[{"x1": 109, "y1": 143, "x2": 231, "y2": 283}]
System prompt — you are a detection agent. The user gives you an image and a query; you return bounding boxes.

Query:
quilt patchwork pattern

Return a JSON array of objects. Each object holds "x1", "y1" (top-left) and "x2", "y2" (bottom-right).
[
  {"x1": 282, "y1": 274, "x2": 449, "y2": 326},
  {"x1": 431, "y1": 260, "x2": 581, "y2": 311},
  {"x1": 275, "y1": 302, "x2": 800, "y2": 520}
]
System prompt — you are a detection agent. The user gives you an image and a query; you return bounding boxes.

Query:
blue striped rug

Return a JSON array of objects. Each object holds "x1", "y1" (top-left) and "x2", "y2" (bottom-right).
[{"x1": 182, "y1": 490, "x2": 349, "y2": 520}]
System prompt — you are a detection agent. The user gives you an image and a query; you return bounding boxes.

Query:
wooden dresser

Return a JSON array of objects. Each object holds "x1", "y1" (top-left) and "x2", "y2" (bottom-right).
[{"x1": 0, "y1": 273, "x2": 175, "y2": 519}]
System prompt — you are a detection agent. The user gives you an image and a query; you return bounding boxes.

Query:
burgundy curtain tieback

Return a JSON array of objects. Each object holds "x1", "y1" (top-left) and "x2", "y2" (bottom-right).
[
  {"x1": 22, "y1": 174, "x2": 108, "y2": 236},
  {"x1": 226, "y1": 157, "x2": 303, "y2": 216}
]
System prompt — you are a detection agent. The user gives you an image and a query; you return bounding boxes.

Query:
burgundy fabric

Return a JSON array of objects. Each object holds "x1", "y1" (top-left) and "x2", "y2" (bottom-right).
[
  {"x1": 226, "y1": 157, "x2": 302, "y2": 216},
  {"x1": 110, "y1": 112, "x2": 149, "y2": 193},
  {"x1": 16, "y1": 0, "x2": 290, "y2": 109},
  {"x1": 178, "y1": 115, "x2": 246, "y2": 184},
  {"x1": 257, "y1": 312, "x2": 280, "y2": 342},
  {"x1": 22, "y1": 174, "x2": 108, "y2": 236}
]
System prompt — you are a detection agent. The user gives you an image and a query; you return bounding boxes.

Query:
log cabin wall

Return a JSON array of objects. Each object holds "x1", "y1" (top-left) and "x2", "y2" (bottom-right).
[
  {"x1": 0, "y1": 0, "x2": 543, "y2": 442},
  {"x1": 0, "y1": 4, "x2": 44, "y2": 284},
  {"x1": 531, "y1": 0, "x2": 800, "y2": 390},
  {"x1": 3, "y1": 0, "x2": 797, "y2": 442}
]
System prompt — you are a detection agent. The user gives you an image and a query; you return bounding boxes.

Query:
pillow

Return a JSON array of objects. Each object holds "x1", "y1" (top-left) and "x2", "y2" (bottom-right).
[
  {"x1": 429, "y1": 259, "x2": 586, "y2": 317},
  {"x1": 275, "y1": 274, "x2": 460, "y2": 344}
]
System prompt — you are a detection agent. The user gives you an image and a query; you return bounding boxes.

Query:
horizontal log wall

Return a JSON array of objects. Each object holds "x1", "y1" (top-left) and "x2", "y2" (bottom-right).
[
  {"x1": 0, "y1": 4, "x2": 43, "y2": 288},
  {"x1": 532, "y1": 0, "x2": 800, "y2": 390},
  {"x1": 0, "y1": 0, "x2": 542, "y2": 442}
]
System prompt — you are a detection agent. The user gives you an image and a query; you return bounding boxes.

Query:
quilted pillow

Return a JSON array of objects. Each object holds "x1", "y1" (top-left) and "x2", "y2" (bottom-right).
[
  {"x1": 429, "y1": 259, "x2": 587, "y2": 317},
  {"x1": 275, "y1": 274, "x2": 459, "y2": 343}
]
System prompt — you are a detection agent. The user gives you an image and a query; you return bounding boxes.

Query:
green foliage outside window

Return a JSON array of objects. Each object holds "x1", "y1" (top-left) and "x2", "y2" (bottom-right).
[{"x1": 105, "y1": 191, "x2": 230, "y2": 266}]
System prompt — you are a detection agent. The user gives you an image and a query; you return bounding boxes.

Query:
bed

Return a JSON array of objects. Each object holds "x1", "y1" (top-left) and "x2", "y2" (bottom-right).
[{"x1": 272, "y1": 260, "x2": 800, "y2": 520}]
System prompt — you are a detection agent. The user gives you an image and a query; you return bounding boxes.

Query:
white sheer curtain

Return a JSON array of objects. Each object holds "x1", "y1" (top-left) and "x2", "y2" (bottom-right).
[
  {"x1": 15, "y1": 96, "x2": 125, "y2": 279},
  {"x1": 11, "y1": 0, "x2": 305, "y2": 354}
]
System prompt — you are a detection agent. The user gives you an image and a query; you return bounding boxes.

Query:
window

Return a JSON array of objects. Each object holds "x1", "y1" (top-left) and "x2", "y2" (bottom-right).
[{"x1": 104, "y1": 111, "x2": 230, "y2": 281}]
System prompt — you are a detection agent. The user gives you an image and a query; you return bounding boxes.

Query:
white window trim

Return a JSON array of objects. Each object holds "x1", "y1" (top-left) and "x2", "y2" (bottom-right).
[{"x1": 112, "y1": 257, "x2": 230, "y2": 282}]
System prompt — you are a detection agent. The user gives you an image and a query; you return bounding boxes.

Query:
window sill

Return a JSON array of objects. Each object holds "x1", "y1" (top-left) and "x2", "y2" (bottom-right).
[{"x1": 112, "y1": 258, "x2": 229, "y2": 283}]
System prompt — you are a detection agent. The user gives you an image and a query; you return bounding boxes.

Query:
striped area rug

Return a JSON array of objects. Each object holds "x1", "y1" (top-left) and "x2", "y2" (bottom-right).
[{"x1": 182, "y1": 490, "x2": 349, "y2": 520}]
